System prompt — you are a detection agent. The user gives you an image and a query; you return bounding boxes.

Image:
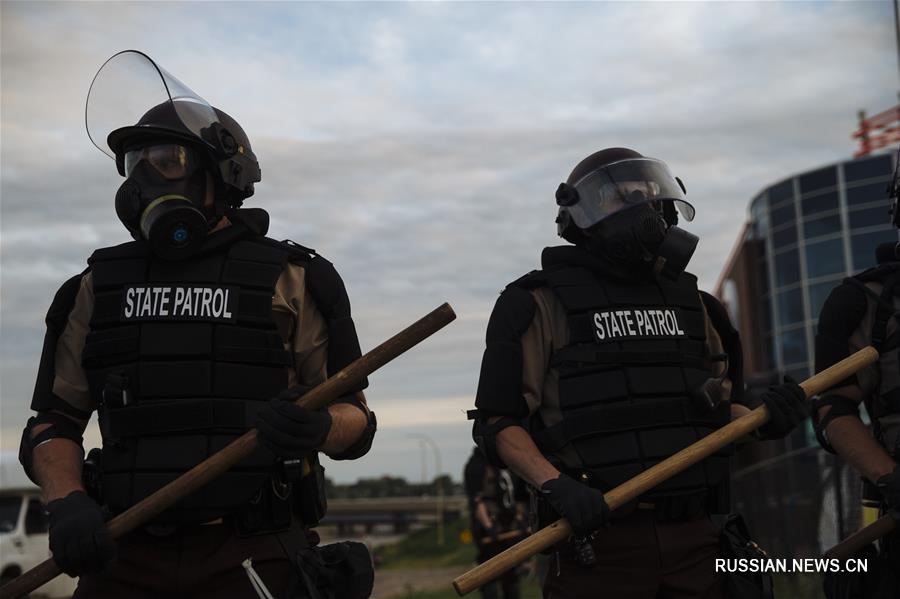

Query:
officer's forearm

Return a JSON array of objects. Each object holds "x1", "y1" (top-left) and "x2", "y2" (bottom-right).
[
  {"x1": 320, "y1": 398, "x2": 368, "y2": 456},
  {"x1": 474, "y1": 501, "x2": 494, "y2": 530},
  {"x1": 825, "y1": 414, "x2": 896, "y2": 482},
  {"x1": 493, "y1": 422, "x2": 560, "y2": 489},
  {"x1": 31, "y1": 423, "x2": 85, "y2": 504}
]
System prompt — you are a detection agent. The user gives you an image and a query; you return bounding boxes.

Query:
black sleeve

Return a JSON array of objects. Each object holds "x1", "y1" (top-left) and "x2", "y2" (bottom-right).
[
  {"x1": 815, "y1": 281, "x2": 868, "y2": 385},
  {"x1": 473, "y1": 286, "x2": 536, "y2": 418},
  {"x1": 30, "y1": 272, "x2": 92, "y2": 418},
  {"x1": 303, "y1": 254, "x2": 367, "y2": 390}
]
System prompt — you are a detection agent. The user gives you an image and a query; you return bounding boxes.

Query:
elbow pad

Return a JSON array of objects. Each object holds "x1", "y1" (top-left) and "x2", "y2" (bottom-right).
[
  {"x1": 327, "y1": 395, "x2": 376, "y2": 461},
  {"x1": 810, "y1": 395, "x2": 861, "y2": 454},
  {"x1": 18, "y1": 412, "x2": 85, "y2": 484},
  {"x1": 470, "y1": 410, "x2": 524, "y2": 469}
]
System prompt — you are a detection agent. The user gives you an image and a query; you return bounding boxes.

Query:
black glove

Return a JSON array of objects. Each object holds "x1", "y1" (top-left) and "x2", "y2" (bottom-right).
[
  {"x1": 255, "y1": 389, "x2": 333, "y2": 459},
  {"x1": 540, "y1": 473, "x2": 610, "y2": 536},
  {"x1": 876, "y1": 466, "x2": 900, "y2": 509},
  {"x1": 46, "y1": 490, "x2": 116, "y2": 577},
  {"x1": 758, "y1": 377, "x2": 807, "y2": 440}
]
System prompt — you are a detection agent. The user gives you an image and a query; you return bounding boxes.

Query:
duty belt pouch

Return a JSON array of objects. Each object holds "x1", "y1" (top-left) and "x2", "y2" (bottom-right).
[
  {"x1": 286, "y1": 541, "x2": 374, "y2": 599},
  {"x1": 81, "y1": 447, "x2": 105, "y2": 504},
  {"x1": 232, "y1": 478, "x2": 293, "y2": 537},
  {"x1": 294, "y1": 455, "x2": 328, "y2": 527},
  {"x1": 717, "y1": 514, "x2": 774, "y2": 599}
]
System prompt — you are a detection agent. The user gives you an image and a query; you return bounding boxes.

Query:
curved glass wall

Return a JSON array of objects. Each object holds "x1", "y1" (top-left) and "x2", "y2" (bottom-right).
[{"x1": 748, "y1": 152, "x2": 897, "y2": 379}]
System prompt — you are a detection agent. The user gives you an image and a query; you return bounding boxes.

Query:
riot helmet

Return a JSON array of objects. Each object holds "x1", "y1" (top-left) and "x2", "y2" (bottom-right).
[
  {"x1": 86, "y1": 50, "x2": 261, "y2": 260},
  {"x1": 556, "y1": 148, "x2": 698, "y2": 278}
]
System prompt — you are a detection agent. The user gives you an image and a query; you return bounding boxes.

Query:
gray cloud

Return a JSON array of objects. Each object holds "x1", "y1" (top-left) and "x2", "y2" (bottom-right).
[{"x1": 2, "y1": 1, "x2": 897, "y2": 482}]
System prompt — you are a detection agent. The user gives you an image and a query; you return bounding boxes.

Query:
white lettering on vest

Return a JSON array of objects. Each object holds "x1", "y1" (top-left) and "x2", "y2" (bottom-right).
[
  {"x1": 124, "y1": 287, "x2": 135, "y2": 318},
  {"x1": 591, "y1": 307, "x2": 687, "y2": 342},
  {"x1": 122, "y1": 285, "x2": 237, "y2": 321}
]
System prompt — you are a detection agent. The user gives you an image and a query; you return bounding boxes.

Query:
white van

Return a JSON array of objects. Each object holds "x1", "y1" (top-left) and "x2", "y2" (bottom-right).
[{"x1": 0, "y1": 488, "x2": 76, "y2": 598}]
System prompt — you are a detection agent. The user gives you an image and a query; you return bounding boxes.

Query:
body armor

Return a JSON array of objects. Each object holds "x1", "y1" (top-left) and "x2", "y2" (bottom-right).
[
  {"x1": 519, "y1": 257, "x2": 732, "y2": 505},
  {"x1": 846, "y1": 264, "x2": 900, "y2": 458},
  {"x1": 81, "y1": 229, "x2": 302, "y2": 524}
]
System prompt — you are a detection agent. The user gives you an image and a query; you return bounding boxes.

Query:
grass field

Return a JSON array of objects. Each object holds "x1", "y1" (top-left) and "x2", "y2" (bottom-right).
[{"x1": 375, "y1": 518, "x2": 477, "y2": 570}]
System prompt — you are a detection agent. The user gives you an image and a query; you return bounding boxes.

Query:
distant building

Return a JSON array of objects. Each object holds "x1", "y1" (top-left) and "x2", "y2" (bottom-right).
[
  {"x1": 717, "y1": 151, "x2": 897, "y2": 556},
  {"x1": 716, "y1": 150, "x2": 898, "y2": 383}
]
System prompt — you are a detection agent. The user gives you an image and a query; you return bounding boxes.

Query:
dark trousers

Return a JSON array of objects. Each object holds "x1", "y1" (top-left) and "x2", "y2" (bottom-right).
[
  {"x1": 73, "y1": 521, "x2": 305, "y2": 599},
  {"x1": 543, "y1": 511, "x2": 724, "y2": 599}
]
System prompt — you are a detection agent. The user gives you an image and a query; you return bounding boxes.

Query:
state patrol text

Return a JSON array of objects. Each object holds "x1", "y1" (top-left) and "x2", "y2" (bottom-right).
[
  {"x1": 593, "y1": 308, "x2": 687, "y2": 341},
  {"x1": 122, "y1": 285, "x2": 238, "y2": 322}
]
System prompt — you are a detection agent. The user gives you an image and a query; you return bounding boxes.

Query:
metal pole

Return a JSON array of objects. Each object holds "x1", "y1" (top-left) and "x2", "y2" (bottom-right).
[{"x1": 409, "y1": 433, "x2": 445, "y2": 546}]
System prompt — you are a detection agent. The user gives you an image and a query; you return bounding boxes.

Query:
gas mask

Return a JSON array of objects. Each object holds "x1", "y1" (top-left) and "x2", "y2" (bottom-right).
[
  {"x1": 115, "y1": 143, "x2": 213, "y2": 260},
  {"x1": 585, "y1": 201, "x2": 698, "y2": 279}
]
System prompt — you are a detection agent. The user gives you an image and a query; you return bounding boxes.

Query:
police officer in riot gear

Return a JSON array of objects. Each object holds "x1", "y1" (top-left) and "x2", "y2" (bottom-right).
[
  {"x1": 814, "y1": 148, "x2": 900, "y2": 598},
  {"x1": 17, "y1": 51, "x2": 376, "y2": 598},
  {"x1": 470, "y1": 147, "x2": 807, "y2": 598},
  {"x1": 464, "y1": 448, "x2": 529, "y2": 599}
]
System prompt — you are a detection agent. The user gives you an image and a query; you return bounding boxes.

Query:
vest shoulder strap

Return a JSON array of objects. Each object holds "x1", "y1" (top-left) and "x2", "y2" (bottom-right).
[
  {"x1": 507, "y1": 269, "x2": 546, "y2": 291},
  {"x1": 87, "y1": 240, "x2": 149, "y2": 265},
  {"x1": 248, "y1": 236, "x2": 317, "y2": 264}
]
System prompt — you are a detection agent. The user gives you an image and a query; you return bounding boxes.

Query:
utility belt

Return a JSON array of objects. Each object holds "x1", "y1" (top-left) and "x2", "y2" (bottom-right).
[{"x1": 83, "y1": 448, "x2": 327, "y2": 537}]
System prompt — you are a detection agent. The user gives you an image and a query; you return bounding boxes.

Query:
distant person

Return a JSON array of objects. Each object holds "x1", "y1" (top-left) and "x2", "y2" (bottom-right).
[
  {"x1": 813, "y1": 148, "x2": 900, "y2": 599},
  {"x1": 464, "y1": 447, "x2": 528, "y2": 599},
  {"x1": 16, "y1": 51, "x2": 375, "y2": 598},
  {"x1": 469, "y1": 148, "x2": 806, "y2": 598}
]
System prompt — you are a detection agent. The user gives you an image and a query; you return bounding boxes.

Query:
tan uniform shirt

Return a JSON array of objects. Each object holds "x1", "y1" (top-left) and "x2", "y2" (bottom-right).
[{"x1": 52, "y1": 263, "x2": 330, "y2": 413}]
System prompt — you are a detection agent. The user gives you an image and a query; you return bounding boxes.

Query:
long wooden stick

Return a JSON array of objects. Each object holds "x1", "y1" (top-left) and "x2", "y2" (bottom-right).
[
  {"x1": 823, "y1": 510, "x2": 899, "y2": 561},
  {"x1": 452, "y1": 346, "x2": 879, "y2": 596},
  {"x1": 1, "y1": 303, "x2": 457, "y2": 599}
]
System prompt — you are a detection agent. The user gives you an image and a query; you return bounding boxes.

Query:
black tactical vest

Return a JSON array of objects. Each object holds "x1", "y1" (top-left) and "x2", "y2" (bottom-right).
[
  {"x1": 847, "y1": 264, "x2": 900, "y2": 456},
  {"x1": 82, "y1": 232, "x2": 300, "y2": 524},
  {"x1": 523, "y1": 261, "x2": 732, "y2": 502}
]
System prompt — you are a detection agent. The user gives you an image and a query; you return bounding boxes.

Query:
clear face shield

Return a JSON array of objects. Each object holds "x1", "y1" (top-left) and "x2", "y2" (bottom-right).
[
  {"x1": 85, "y1": 50, "x2": 221, "y2": 159},
  {"x1": 561, "y1": 158, "x2": 695, "y2": 230}
]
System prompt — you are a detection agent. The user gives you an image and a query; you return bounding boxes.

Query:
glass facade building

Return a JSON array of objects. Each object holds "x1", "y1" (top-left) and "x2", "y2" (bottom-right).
[{"x1": 720, "y1": 151, "x2": 897, "y2": 382}]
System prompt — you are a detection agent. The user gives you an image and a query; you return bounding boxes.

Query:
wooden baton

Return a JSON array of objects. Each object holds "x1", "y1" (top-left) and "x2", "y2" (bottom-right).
[
  {"x1": 452, "y1": 346, "x2": 879, "y2": 596},
  {"x1": 823, "y1": 510, "x2": 899, "y2": 561},
  {"x1": 1, "y1": 303, "x2": 457, "y2": 599}
]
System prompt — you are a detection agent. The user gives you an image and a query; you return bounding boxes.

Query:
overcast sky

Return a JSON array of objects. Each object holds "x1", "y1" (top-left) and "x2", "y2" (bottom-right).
[{"x1": 1, "y1": 1, "x2": 898, "y2": 485}]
